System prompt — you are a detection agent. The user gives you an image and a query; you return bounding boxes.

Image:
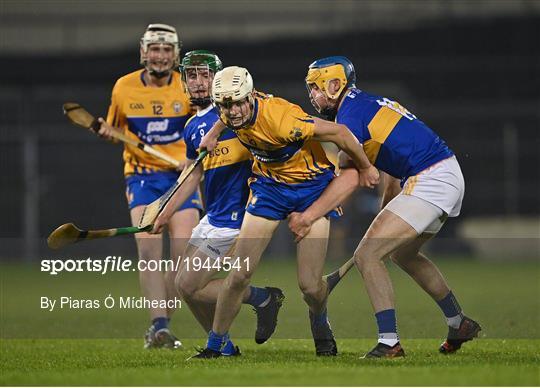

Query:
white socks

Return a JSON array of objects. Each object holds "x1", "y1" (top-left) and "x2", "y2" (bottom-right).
[
  {"x1": 378, "y1": 332, "x2": 399, "y2": 347},
  {"x1": 446, "y1": 313, "x2": 464, "y2": 329}
]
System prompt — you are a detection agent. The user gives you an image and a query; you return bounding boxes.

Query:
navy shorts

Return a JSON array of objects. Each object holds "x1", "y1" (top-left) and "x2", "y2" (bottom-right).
[
  {"x1": 125, "y1": 171, "x2": 203, "y2": 212},
  {"x1": 246, "y1": 170, "x2": 342, "y2": 221}
]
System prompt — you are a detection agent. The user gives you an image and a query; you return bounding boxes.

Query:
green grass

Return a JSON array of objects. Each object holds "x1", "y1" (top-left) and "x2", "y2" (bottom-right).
[
  {"x1": 1, "y1": 339, "x2": 539, "y2": 386},
  {"x1": 1, "y1": 258, "x2": 539, "y2": 385}
]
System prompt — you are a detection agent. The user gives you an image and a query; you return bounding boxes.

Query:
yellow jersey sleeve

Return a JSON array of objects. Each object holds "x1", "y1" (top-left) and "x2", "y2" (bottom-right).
[
  {"x1": 274, "y1": 103, "x2": 316, "y2": 144},
  {"x1": 106, "y1": 81, "x2": 124, "y2": 129}
]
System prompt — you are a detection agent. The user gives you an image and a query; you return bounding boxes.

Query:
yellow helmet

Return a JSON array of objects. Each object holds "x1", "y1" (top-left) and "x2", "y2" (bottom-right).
[{"x1": 305, "y1": 56, "x2": 356, "y2": 119}]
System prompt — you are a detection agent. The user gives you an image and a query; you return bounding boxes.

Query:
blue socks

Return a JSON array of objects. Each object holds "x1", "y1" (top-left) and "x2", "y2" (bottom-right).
[
  {"x1": 221, "y1": 339, "x2": 236, "y2": 355},
  {"x1": 375, "y1": 309, "x2": 399, "y2": 347},
  {"x1": 152, "y1": 317, "x2": 168, "y2": 331},
  {"x1": 245, "y1": 286, "x2": 270, "y2": 307},
  {"x1": 311, "y1": 309, "x2": 329, "y2": 327},
  {"x1": 437, "y1": 291, "x2": 464, "y2": 329},
  {"x1": 206, "y1": 330, "x2": 228, "y2": 352}
]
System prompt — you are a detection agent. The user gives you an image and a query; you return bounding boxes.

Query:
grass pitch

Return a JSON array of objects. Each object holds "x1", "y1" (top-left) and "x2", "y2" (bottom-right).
[
  {"x1": 1, "y1": 338, "x2": 539, "y2": 386},
  {"x1": 1, "y1": 258, "x2": 539, "y2": 386}
]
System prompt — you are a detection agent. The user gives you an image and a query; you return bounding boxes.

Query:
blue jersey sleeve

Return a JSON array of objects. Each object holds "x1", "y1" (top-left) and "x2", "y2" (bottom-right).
[{"x1": 183, "y1": 124, "x2": 198, "y2": 160}]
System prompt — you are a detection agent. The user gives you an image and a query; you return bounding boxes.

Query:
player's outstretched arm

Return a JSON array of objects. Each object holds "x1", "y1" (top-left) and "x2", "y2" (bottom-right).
[
  {"x1": 199, "y1": 120, "x2": 226, "y2": 152},
  {"x1": 288, "y1": 167, "x2": 360, "y2": 242},
  {"x1": 150, "y1": 160, "x2": 203, "y2": 234},
  {"x1": 311, "y1": 117, "x2": 379, "y2": 188}
]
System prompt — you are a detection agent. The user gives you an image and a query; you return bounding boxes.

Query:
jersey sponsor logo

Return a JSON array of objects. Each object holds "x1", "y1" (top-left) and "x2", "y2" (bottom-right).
[
  {"x1": 129, "y1": 103, "x2": 145, "y2": 109},
  {"x1": 209, "y1": 145, "x2": 230, "y2": 157},
  {"x1": 127, "y1": 116, "x2": 189, "y2": 145},
  {"x1": 202, "y1": 138, "x2": 251, "y2": 171},
  {"x1": 147, "y1": 119, "x2": 170, "y2": 134}
]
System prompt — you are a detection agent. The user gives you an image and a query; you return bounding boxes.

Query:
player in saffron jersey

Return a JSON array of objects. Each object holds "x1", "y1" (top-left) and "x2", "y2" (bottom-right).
[
  {"x1": 96, "y1": 24, "x2": 202, "y2": 349},
  {"x1": 289, "y1": 56, "x2": 481, "y2": 358},
  {"x1": 191, "y1": 66, "x2": 379, "y2": 358},
  {"x1": 150, "y1": 51, "x2": 285, "y2": 355}
]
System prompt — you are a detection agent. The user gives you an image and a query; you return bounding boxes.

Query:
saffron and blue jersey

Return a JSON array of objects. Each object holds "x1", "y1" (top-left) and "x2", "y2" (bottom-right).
[
  {"x1": 337, "y1": 88, "x2": 453, "y2": 185},
  {"x1": 184, "y1": 106, "x2": 252, "y2": 229},
  {"x1": 231, "y1": 93, "x2": 340, "y2": 221},
  {"x1": 106, "y1": 69, "x2": 192, "y2": 176},
  {"x1": 233, "y1": 93, "x2": 335, "y2": 184}
]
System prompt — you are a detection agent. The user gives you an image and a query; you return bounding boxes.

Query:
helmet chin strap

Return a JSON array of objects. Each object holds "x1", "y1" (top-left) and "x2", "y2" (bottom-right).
[
  {"x1": 190, "y1": 97, "x2": 212, "y2": 108},
  {"x1": 320, "y1": 107, "x2": 337, "y2": 121},
  {"x1": 319, "y1": 88, "x2": 349, "y2": 121},
  {"x1": 148, "y1": 68, "x2": 171, "y2": 79}
]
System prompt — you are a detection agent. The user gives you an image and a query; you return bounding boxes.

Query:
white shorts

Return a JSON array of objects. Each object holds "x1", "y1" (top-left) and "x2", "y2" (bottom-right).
[
  {"x1": 188, "y1": 215, "x2": 240, "y2": 260},
  {"x1": 385, "y1": 156, "x2": 465, "y2": 234}
]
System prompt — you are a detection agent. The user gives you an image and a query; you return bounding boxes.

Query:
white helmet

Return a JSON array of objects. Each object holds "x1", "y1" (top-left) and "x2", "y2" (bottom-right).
[
  {"x1": 140, "y1": 23, "x2": 180, "y2": 77},
  {"x1": 212, "y1": 66, "x2": 255, "y2": 128}
]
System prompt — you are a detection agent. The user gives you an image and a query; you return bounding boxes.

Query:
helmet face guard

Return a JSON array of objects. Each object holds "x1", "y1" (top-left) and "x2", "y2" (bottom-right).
[
  {"x1": 140, "y1": 24, "x2": 180, "y2": 78},
  {"x1": 214, "y1": 95, "x2": 255, "y2": 129},
  {"x1": 212, "y1": 66, "x2": 255, "y2": 129},
  {"x1": 180, "y1": 50, "x2": 223, "y2": 107},
  {"x1": 305, "y1": 56, "x2": 356, "y2": 120}
]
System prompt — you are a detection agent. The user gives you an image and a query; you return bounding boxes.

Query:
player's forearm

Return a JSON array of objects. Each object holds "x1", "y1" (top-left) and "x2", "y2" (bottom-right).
[
  {"x1": 160, "y1": 165, "x2": 202, "y2": 219},
  {"x1": 302, "y1": 168, "x2": 360, "y2": 224},
  {"x1": 335, "y1": 127, "x2": 371, "y2": 171},
  {"x1": 208, "y1": 120, "x2": 226, "y2": 140}
]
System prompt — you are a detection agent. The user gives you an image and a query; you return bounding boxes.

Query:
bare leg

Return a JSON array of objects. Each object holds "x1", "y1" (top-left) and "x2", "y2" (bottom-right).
[
  {"x1": 130, "y1": 206, "x2": 167, "y2": 320},
  {"x1": 212, "y1": 213, "x2": 279, "y2": 334},
  {"x1": 175, "y1": 244, "x2": 253, "y2": 332},
  {"x1": 166, "y1": 208, "x2": 200, "y2": 316},
  {"x1": 354, "y1": 209, "x2": 418, "y2": 313},
  {"x1": 296, "y1": 217, "x2": 330, "y2": 314},
  {"x1": 390, "y1": 233, "x2": 450, "y2": 301}
]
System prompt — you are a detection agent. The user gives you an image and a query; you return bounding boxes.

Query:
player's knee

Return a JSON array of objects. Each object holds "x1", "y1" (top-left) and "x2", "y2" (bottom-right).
[
  {"x1": 298, "y1": 279, "x2": 324, "y2": 300},
  {"x1": 389, "y1": 252, "x2": 407, "y2": 267},
  {"x1": 177, "y1": 279, "x2": 198, "y2": 300},
  {"x1": 354, "y1": 244, "x2": 385, "y2": 268},
  {"x1": 227, "y1": 271, "x2": 252, "y2": 290}
]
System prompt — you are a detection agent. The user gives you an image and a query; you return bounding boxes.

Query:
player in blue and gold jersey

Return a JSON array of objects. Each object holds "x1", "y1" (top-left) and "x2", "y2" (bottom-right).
[
  {"x1": 96, "y1": 24, "x2": 202, "y2": 349},
  {"x1": 150, "y1": 51, "x2": 285, "y2": 355},
  {"x1": 289, "y1": 56, "x2": 481, "y2": 358},
  {"x1": 192, "y1": 66, "x2": 379, "y2": 358}
]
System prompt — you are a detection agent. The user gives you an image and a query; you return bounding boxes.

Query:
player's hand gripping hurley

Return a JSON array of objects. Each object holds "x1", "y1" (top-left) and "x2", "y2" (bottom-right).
[
  {"x1": 137, "y1": 150, "x2": 208, "y2": 229},
  {"x1": 138, "y1": 127, "x2": 229, "y2": 229},
  {"x1": 62, "y1": 102, "x2": 181, "y2": 168}
]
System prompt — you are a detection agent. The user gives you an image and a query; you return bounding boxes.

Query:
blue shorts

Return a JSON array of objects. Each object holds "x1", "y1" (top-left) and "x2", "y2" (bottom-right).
[
  {"x1": 125, "y1": 171, "x2": 204, "y2": 212},
  {"x1": 246, "y1": 170, "x2": 342, "y2": 221}
]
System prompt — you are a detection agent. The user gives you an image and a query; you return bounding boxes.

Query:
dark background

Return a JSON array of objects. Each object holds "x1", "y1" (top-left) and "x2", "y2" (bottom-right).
[{"x1": 1, "y1": 1, "x2": 538, "y2": 260}]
